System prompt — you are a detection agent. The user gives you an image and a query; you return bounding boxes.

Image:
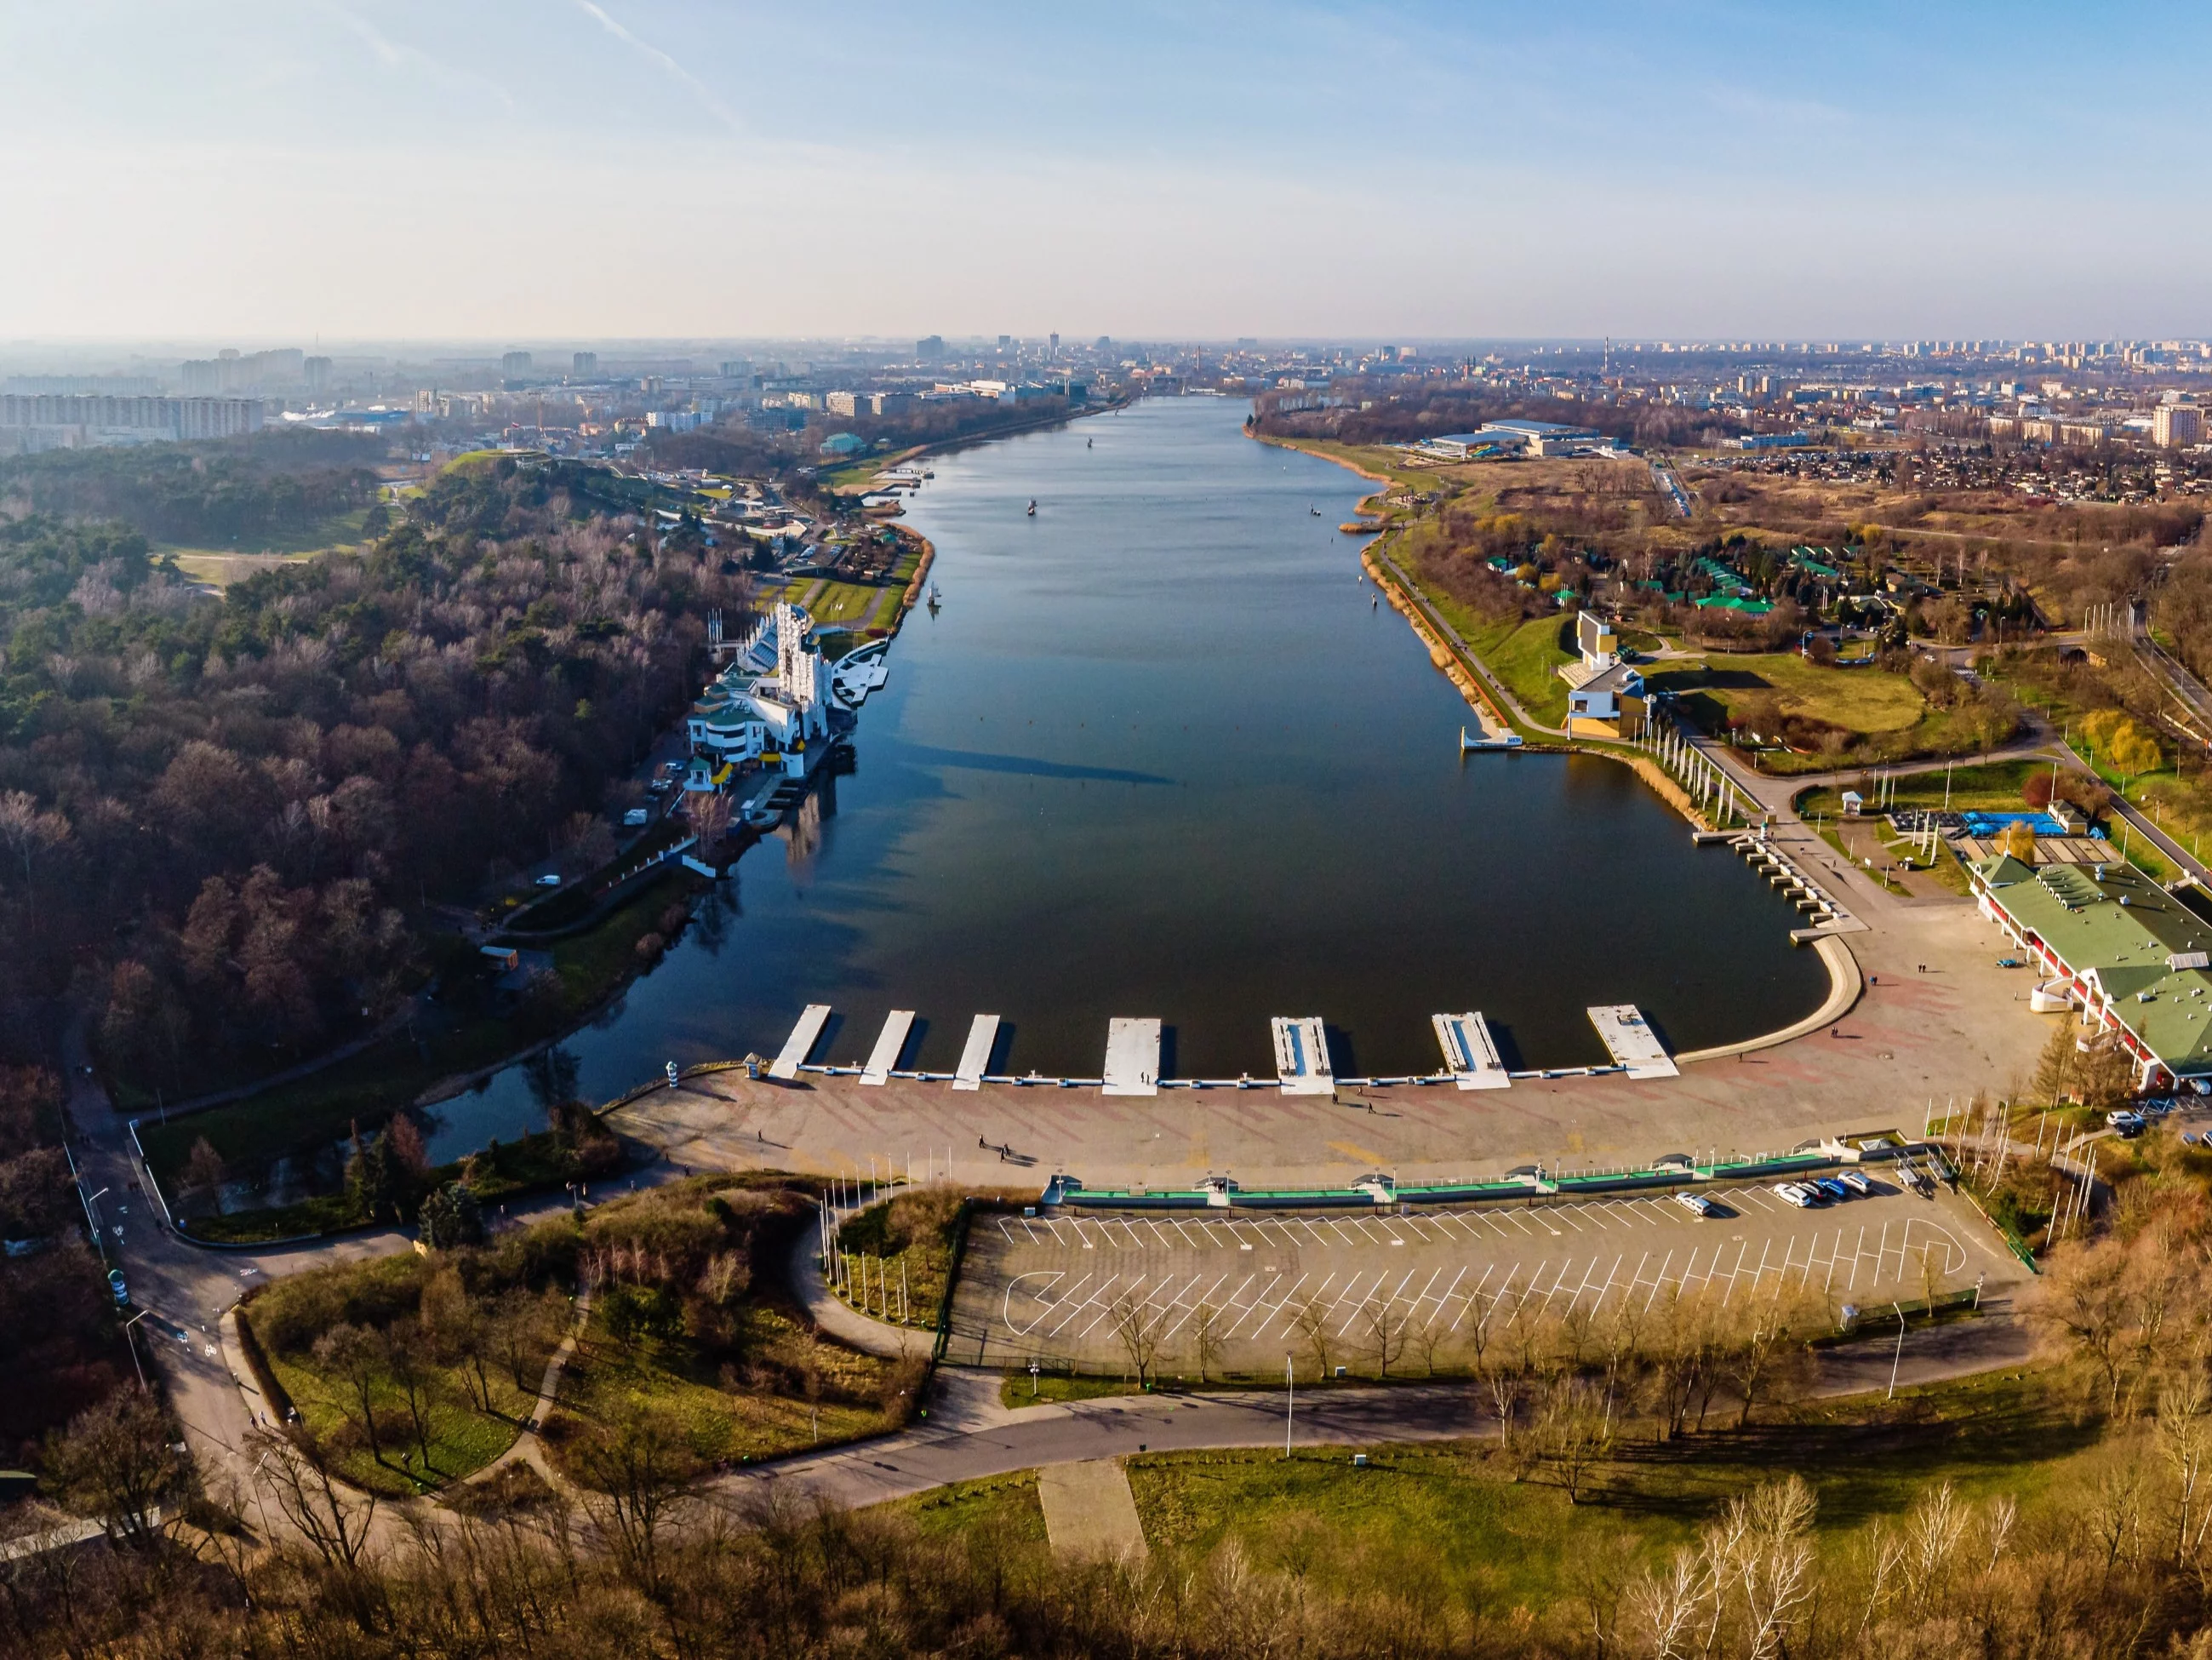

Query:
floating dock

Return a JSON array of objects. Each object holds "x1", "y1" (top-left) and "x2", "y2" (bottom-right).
[
  {"x1": 952, "y1": 1014, "x2": 1000, "y2": 1090},
  {"x1": 859, "y1": 1009, "x2": 915, "y2": 1085},
  {"x1": 1102, "y1": 1017, "x2": 1161, "y2": 1096},
  {"x1": 1271, "y1": 1016, "x2": 1335, "y2": 1094},
  {"x1": 1432, "y1": 1011, "x2": 1511, "y2": 1090},
  {"x1": 1586, "y1": 1005, "x2": 1678, "y2": 1079},
  {"x1": 769, "y1": 1003, "x2": 832, "y2": 1079}
]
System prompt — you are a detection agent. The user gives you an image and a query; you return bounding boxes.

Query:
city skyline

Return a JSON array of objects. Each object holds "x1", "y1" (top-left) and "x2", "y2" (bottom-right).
[{"x1": 8, "y1": 1, "x2": 2212, "y2": 341}]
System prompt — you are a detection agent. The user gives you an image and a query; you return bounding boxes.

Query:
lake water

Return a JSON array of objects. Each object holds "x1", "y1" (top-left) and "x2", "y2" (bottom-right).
[{"x1": 423, "y1": 398, "x2": 1826, "y2": 1159}]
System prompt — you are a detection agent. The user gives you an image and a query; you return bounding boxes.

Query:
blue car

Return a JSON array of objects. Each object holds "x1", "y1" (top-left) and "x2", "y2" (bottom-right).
[{"x1": 1813, "y1": 1178, "x2": 1849, "y2": 1201}]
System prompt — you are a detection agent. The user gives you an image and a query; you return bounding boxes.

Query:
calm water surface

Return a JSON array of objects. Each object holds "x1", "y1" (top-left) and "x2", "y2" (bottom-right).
[{"x1": 425, "y1": 400, "x2": 1826, "y2": 1159}]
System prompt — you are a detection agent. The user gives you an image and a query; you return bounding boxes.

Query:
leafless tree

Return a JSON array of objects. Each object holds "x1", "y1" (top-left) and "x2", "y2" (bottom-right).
[
  {"x1": 1187, "y1": 1299, "x2": 1225, "y2": 1384},
  {"x1": 1106, "y1": 1285, "x2": 1163, "y2": 1389}
]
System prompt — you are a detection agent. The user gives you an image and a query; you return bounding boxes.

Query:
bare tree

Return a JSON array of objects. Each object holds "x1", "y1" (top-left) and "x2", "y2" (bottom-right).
[
  {"x1": 569, "y1": 1410, "x2": 692, "y2": 1597},
  {"x1": 313, "y1": 1322, "x2": 386, "y2": 1463},
  {"x1": 43, "y1": 1387, "x2": 181, "y2": 1549},
  {"x1": 1532, "y1": 1375, "x2": 1612, "y2": 1505},
  {"x1": 1290, "y1": 1296, "x2": 1335, "y2": 1382},
  {"x1": 246, "y1": 1423, "x2": 378, "y2": 1569},
  {"x1": 1357, "y1": 1290, "x2": 1408, "y2": 1380},
  {"x1": 1188, "y1": 1299, "x2": 1225, "y2": 1385},
  {"x1": 1106, "y1": 1285, "x2": 1163, "y2": 1389}
]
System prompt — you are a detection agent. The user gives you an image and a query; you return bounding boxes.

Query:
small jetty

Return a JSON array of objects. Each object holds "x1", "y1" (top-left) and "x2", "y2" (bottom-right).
[
  {"x1": 952, "y1": 1014, "x2": 1000, "y2": 1090},
  {"x1": 1460, "y1": 724, "x2": 1523, "y2": 752},
  {"x1": 859, "y1": 1009, "x2": 915, "y2": 1085},
  {"x1": 1586, "y1": 1005, "x2": 1678, "y2": 1079},
  {"x1": 1103, "y1": 1017, "x2": 1161, "y2": 1096},
  {"x1": 770, "y1": 1003, "x2": 832, "y2": 1079},
  {"x1": 1432, "y1": 1011, "x2": 1511, "y2": 1090},
  {"x1": 1270, "y1": 1016, "x2": 1334, "y2": 1095}
]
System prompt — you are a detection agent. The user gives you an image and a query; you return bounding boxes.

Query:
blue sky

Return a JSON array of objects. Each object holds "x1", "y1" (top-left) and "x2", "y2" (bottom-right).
[{"x1": 4, "y1": 2, "x2": 2206, "y2": 342}]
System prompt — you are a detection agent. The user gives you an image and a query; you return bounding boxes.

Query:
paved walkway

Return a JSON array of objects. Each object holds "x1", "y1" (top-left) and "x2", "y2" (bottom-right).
[{"x1": 1037, "y1": 1459, "x2": 1147, "y2": 1560}]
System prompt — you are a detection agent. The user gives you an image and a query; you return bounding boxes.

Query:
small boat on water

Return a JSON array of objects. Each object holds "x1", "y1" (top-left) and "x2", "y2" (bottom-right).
[
  {"x1": 1026, "y1": 499, "x2": 1037, "y2": 516},
  {"x1": 1310, "y1": 505, "x2": 1322, "y2": 516},
  {"x1": 927, "y1": 582, "x2": 942, "y2": 609},
  {"x1": 1460, "y1": 725, "x2": 1523, "y2": 752}
]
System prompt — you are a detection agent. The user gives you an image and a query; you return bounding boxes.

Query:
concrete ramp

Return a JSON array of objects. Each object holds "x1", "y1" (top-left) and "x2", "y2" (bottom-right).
[
  {"x1": 1037, "y1": 1459, "x2": 1147, "y2": 1562},
  {"x1": 1102, "y1": 1018, "x2": 1160, "y2": 1096},
  {"x1": 769, "y1": 1004, "x2": 832, "y2": 1079},
  {"x1": 1432, "y1": 1011, "x2": 1511, "y2": 1090},
  {"x1": 1271, "y1": 1016, "x2": 1334, "y2": 1095},
  {"x1": 1587, "y1": 1005, "x2": 1678, "y2": 1079},
  {"x1": 952, "y1": 1015, "x2": 999, "y2": 1091},
  {"x1": 860, "y1": 1009, "x2": 915, "y2": 1085}
]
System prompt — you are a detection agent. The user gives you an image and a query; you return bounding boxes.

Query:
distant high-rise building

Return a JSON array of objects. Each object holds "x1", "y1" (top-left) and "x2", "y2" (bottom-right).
[
  {"x1": 719, "y1": 359, "x2": 752, "y2": 380},
  {"x1": 572, "y1": 351, "x2": 598, "y2": 376},
  {"x1": 997, "y1": 335, "x2": 1012, "y2": 349},
  {"x1": 501, "y1": 351, "x2": 532, "y2": 375},
  {"x1": 1096, "y1": 335, "x2": 1112, "y2": 350},
  {"x1": 2155, "y1": 404, "x2": 2203, "y2": 449},
  {"x1": 916, "y1": 335, "x2": 945, "y2": 361},
  {"x1": 305, "y1": 356, "x2": 332, "y2": 395},
  {"x1": 1049, "y1": 332, "x2": 1060, "y2": 355}
]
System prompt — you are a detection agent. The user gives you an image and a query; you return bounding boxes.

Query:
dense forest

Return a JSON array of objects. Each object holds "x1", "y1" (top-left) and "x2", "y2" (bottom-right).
[
  {"x1": 1253, "y1": 383, "x2": 1746, "y2": 451},
  {"x1": 0, "y1": 448, "x2": 746, "y2": 1096},
  {"x1": 0, "y1": 431, "x2": 386, "y2": 547}
]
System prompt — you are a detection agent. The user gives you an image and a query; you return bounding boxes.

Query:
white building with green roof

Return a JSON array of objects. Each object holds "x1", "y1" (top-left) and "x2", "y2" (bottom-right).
[{"x1": 1970, "y1": 850, "x2": 2212, "y2": 1091}]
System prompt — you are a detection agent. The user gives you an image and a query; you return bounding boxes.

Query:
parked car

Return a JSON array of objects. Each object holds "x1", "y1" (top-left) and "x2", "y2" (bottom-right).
[
  {"x1": 534, "y1": 873, "x2": 563, "y2": 888},
  {"x1": 2108, "y1": 1110, "x2": 2146, "y2": 1138},
  {"x1": 106, "y1": 1268, "x2": 128, "y2": 1307},
  {"x1": 1673, "y1": 1191, "x2": 1715, "y2": 1217},
  {"x1": 1838, "y1": 1171, "x2": 1872, "y2": 1195},
  {"x1": 622, "y1": 808, "x2": 651, "y2": 827},
  {"x1": 1812, "y1": 1177, "x2": 1849, "y2": 1201},
  {"x1": 1773, "y1": 1182, "x2": 1815, "y2": 1208}
]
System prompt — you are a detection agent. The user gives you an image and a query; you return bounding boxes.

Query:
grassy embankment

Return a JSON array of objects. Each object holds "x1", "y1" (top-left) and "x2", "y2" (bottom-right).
[
  {"x1": 138, "y1": 868, "x2": 706, "y2": 1218},
  {"x1": 831, "y1": 1188, "x2": 963, "y2": 1327},
  {"x1": 243, "y1": 1177, "x2": 914, "y2": 1496},
  {"x1": 900, "y1": 1365, "x2": 2105, "y2": 1614}
]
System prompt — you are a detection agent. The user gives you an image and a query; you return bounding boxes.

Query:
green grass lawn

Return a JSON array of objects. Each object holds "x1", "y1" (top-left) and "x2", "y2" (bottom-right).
[
  {"x1": 1001, "y1": 1372, "x2": 1146, "y2": 1409},
  {"x1": 874, "y1": 1368, "x2": 2114, "y2": 1622},
  {"x1": 156, "y1": 504, "x2": 374, "y2": 560},
  {"x1": 1417, "y1": 604, "x2": 1575, "y2": 727},
  {"x1": 1652, "y1": 652, "x2": 1928, "y2": 736},
  {"x1": 267, "y1": 1342, "x2": 535, "y2": 1497},
  {"x1": 834, "y1": 1188, "x2": 962, "y2": 1328},
  {"x1": 545, "y1": 1300, "x2": 899, "y2": 1475},
  {"x1": 1115, "y1": 1368, "x2": 2101, "y2": 1604}
]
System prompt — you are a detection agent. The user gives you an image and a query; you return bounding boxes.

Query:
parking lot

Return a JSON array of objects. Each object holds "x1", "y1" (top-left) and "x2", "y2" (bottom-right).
[{"x1": 940, "y1": 1174, "x2": 2028, "y2": 1372}]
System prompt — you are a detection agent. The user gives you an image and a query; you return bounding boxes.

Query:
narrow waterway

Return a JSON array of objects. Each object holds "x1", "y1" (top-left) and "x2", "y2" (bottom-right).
[{"x1": 425, "y1": 398, "x2": 1826, "y2": 1159}]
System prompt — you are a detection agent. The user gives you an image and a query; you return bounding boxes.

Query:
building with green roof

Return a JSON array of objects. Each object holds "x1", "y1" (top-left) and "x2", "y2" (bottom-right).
[{"x1": 1970, "y1": 850, "x2": 2212, "y2": 1090}]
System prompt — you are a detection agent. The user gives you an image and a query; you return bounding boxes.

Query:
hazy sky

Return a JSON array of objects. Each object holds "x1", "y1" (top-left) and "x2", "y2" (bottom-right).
[{"x1": 6, "y1": 2, "x2": 2209, "y2": 344}]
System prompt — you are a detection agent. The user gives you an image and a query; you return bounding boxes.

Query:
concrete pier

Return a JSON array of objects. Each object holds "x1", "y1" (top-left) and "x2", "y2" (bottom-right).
[
  {"x1": 770, "y1": 1003, "x2": 832, "y2": 1079},
  {"x1": 1586, "y1": 1004, "x2": 1678, "y2": 1079},
  {"x1": 860, "y1": 1010, "x2": 916, "y2": 1085},
  {"x1": 1102, "y1": 1018, "x2": 1161, "y2": 1096},
  {"x1": 1271, "y1": 1016, "x2": 1334, "y2": 1095},
  {"x1": 1432, "y1": 1011, "x2": 1511, "y2": 1090},
  {"x1": 952, "y1": 1015, "x2": 999, "y2": 1091}
]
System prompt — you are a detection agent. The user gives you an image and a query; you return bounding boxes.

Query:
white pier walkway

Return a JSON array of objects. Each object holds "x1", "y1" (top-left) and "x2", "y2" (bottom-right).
[
  {"x1": 952, "y1": 1015, "x2": 999, "y2": 1091},
  {"x1": 1102, "y1": 1018, "x2": 1160, "y2": 1096},
  {"x1": 770, "y1": 1003, "x2": 832, "y2": 1079},
  {"x1": 860, "y1": 1009, "x2": 915, "y2": 1085},
  {"x1": 1586, "y1": 1005, "x2": 1678, "y2": 1079},
  {"x1": 1432, "y1": 1011, "x2": 1511, "y2": 1090},
  {"x1": 1271, "y1": 1016, "x2": 1335, "y2": 1095}
]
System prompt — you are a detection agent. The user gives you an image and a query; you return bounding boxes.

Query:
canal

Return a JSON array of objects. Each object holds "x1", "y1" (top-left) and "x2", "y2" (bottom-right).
[{"x1": 426, "y1": 398, "x2": 1827, "y2": 1158}]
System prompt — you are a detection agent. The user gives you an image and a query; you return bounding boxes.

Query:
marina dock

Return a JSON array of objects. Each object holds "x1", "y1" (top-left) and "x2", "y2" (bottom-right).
[
  {"x1": 1102, "y1": 1018, "x2": 1161, "y2": 1096},
  {"x1": 860, "y1": 1009, "x2": 915, "y2": 1085},
  {"x1": 1432, "y1": 1011, "x2": 1511, "y2": 1090},
  {"x1": 1586, "y1": 1004, "x2": 1678, "y2": 1079},
  {"x1": 1271, "y1": 1016, "x2": 1334, "y2": 1094},
  {"x1": 952, "y1": 1015, "x2": 999, "y2": 1090},
  {"x1": 770, "y1": 1003, "x2": 832, "y2": 1079}
]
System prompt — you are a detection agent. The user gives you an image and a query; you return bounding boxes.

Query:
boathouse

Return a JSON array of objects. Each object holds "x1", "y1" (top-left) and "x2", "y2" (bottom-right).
[{"x1": 1969, "y1": 850, "x2": 2212, "y2": 1092}]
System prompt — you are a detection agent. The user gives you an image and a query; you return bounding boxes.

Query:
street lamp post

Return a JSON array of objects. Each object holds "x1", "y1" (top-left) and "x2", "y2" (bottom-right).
[
  {"x1": 1887, "y1": 1302, "x2": 1907, "y2": 1400},
  {"x1": 121, "y1": 1308, "x2": 149, "y2": 1390},
  {"x1": 1284, "y1": 1355, "x2": 1295, "y2": 1458}
]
